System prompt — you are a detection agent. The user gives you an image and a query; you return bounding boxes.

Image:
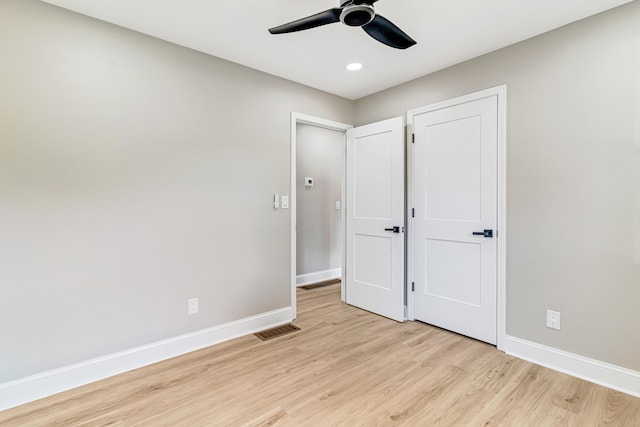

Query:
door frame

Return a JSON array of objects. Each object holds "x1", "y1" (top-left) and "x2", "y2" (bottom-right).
[
  {"x1": 290, "y1": 112, "x2": 352, "y2": 318},
  {"x1": 406, "y1": 85, "x2": 507, "y2": 350}
]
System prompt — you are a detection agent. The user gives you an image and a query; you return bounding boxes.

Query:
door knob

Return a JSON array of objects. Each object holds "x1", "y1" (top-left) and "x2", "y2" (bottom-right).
[
  {"x1": 384, "y1": 226, "x2": 401, "y2": 233},
  {"x1": 472, "y1": 229, "x2": 493, "y2": 238}
]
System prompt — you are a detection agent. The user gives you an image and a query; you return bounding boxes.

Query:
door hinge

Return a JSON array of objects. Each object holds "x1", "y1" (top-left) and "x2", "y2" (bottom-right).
[
  {"x1": 411, "y1": 282, "x2": 415, "y2": 292},
  {"x1": 412, "y1": 134, "x2": 415, "y2": 143},
  {"x1": 411, "y1": 208, "x2": 414, "y2": 218}
]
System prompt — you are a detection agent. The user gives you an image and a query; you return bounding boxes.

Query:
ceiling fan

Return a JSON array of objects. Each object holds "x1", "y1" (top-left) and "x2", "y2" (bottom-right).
[{"x1": 268, "y1": 0, "x2": 417, "y2": 50}]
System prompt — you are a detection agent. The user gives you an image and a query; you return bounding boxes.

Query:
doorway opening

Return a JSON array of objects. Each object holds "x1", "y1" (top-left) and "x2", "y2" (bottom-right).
[
  {"x1": 290, "y1": 113, "x2": 407, "y2": 322},
  {"x1": 290, "y1": 113, "x2": 352, "y2": 318}
]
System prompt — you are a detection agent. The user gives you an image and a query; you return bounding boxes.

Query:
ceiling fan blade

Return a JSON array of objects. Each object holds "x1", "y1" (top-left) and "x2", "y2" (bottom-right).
[
  {"x1": 269, "y1": 8, "x2": 342, "y2": 34},
  {"x1": 362, "y1": 14, "x2": 416, "y2": 49}
]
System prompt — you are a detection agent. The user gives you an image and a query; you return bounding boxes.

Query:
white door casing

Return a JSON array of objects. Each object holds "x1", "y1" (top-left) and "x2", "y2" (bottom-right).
[
  {"x1": 345, "y1": 117, "x2": 405, "y2": 322},
  {"x1": 409, "y1": 87, "x2": 506, "y2": 345}
]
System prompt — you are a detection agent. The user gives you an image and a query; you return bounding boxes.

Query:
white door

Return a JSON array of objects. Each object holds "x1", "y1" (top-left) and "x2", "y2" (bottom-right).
[
  {"x1": 412, "y1": 95, "x2": 498, "y2": 344},
  {"x1": 345, "y1": 117, "x2": 405, "y2": 322}
]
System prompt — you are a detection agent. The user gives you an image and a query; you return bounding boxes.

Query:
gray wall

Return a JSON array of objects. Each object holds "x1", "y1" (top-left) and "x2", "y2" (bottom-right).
[
  {"x1": 296, "y1": 124, "x2": 343, "y2": 277},
  {"x1": 0, "y1": 0, "x2": 353, "y2": 382},
  {"x1": 355, "y1": 2, "x2": 640, "y2": 371},
  {"x1": 2, "y1": 0, "x2": 639, "y2": 386}
]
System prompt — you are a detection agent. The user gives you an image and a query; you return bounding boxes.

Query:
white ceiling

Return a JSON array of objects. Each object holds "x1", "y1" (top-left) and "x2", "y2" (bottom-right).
[{"x1": 40, "y1": 0, "x2": 632, "y2": 100}]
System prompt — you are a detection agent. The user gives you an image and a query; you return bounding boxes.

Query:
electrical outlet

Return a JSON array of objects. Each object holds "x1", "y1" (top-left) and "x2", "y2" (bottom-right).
[
  {"x1": 546, "y1": 309, "x2": 561, "y2": 330},
  {"x1": 188, "y1": 297, "x2": 199, "y2": 315}
]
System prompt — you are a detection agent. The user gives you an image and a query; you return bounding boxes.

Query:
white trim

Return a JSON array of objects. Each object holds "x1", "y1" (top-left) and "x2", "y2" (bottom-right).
[
  {"x1": 0, "y1": 306, "x2": 294, "y2": 411},
  {"x1": 296, "y1": 268, "x2": 342, "y2": 286},
  {"x1": 496, "y1": 85, "x2": 508, "y2": 351},
  {"x1": 292, "y1": 113, "x2": 352, "y2": 132},
  {"x1": 503, "y1": 335, "x2": 640, "y2": 398},
  {"x1": 290, "y1": 113, "x2": 352, "y2": 311},
  {"x1": 406, "y1": 85, "x2": 508, "y2": 350},
  {"x1": 406, "y1": 122, "x2": 414, "y2": 321},
  {"x1": 340, "y1": 129, "x2": 348, "y2": 303}
]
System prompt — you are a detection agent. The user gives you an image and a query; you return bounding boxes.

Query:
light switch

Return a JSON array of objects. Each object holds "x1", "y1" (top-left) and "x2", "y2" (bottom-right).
[
  {"x1": 281, "y1": 195, "x2": 289, "y2": 209},
  {"x1": 273, "y1": 193, "x2": 280, "y2": 209},
  {"x1": 335, "y1": 201, "x2": 341, "y2": 210}
]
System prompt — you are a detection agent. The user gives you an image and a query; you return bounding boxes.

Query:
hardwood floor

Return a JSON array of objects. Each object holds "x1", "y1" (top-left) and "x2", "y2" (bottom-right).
[{"x1": 1, "y1": 284, "x2": 639, "y2": 426}]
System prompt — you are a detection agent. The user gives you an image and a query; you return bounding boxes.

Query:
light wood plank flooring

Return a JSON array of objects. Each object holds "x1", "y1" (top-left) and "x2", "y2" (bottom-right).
[{"x1": 1, "y1": 284, "x2": 639, "y2": 426}]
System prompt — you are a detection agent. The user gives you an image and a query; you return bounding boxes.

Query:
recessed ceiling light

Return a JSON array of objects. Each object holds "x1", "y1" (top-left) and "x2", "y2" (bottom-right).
[{"x1": 346, "y1": 62, "x2": 363, "y2": 71}]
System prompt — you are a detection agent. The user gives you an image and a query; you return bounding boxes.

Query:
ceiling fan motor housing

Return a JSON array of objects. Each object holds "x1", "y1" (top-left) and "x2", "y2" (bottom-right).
[{"x1": 340, "y1": 3, "x2": 375, "y2": 27}]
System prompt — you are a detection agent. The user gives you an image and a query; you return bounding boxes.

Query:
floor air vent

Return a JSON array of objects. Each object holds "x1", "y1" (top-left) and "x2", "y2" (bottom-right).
[{"x1": 254, "y1": 324, "x2": 301, "y2": 341}]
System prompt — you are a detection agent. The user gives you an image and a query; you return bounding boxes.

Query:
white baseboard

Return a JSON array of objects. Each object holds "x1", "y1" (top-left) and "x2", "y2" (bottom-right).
[
  {"x1": 296, "y1": 268, "x2": 342, "y2": 286},
  {"x1": 0, "y1": 306, "x2": 294, "y2": 411},
  {"x1": 503, "y1": 335, "x2": 640, "y2": 398}
]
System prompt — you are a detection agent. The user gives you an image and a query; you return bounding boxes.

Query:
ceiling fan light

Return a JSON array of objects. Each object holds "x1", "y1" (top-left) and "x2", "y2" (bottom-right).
[{"x1": 340, "y1": 4, "x2": 375, "y2": 27}]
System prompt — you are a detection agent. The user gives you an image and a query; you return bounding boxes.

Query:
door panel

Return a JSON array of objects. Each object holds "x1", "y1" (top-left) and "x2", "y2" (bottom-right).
[
  {"x1": 353, "y1": 132, "x2": 393, "y2": 219},
  {"x1": 425, "y1": 239, "x2": 481, "y2": 306},
  {"x1": 346, "y1": 117, "x2": 405, "y2": 322},
  {"x1": 413, "y1": 96, "x2": 497, "y2": 344},
  {"x1": 354, "y1": 234, "x2": 392, "y2": 290},
  {"x1": 425, "y1": 116, "x2": 482, "y2": 221}
]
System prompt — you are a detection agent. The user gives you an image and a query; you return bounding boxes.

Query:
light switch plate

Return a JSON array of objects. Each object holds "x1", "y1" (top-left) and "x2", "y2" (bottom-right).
[{"x1": 281, "y1": 195, "x2": 289, "y2": 209}]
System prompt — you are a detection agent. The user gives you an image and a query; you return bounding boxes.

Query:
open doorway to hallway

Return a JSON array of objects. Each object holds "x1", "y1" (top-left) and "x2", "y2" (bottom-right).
[
  {"x1": 295, "y1": 123, "x2": 345, "y2": 293},
  {"x1": 290, "y1": 113, "x2": 352, "y2": 315}
]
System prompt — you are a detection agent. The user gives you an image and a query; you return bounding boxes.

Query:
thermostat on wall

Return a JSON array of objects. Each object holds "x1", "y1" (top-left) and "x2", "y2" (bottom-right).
[{"x1": 304, "y1": 177, "x2": 314, "y2": 187}]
